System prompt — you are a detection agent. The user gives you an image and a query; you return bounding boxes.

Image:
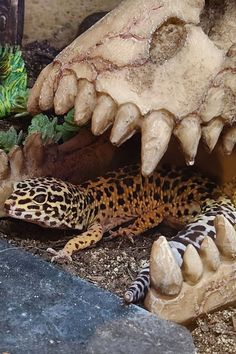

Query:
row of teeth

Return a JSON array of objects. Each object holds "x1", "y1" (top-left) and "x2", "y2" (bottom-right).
[
  {"x1": 149, "y1": 215, "x2": 236, "y2": 294},
  {"x1": 144, "y1": 214, "x2": 236, "y2": 322},
  {"x1": 28, "y1": 60, "x2": 236, "y2": 176},
  {"x1": 150, "y1": 215, "x2": 236, "y2": 296}
]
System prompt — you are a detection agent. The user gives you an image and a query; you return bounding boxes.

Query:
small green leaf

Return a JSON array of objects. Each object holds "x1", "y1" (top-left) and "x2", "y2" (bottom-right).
[
  {"x1": 0, "y1": 126, "x2": 23, "y2": 153},
  {"x1": 28, "y1": 114, "x2": 62, "y2": 143},
  {"x1": 56, "y1": 109, "x2": 81, "y2": 141},
  {"x1": 0, "y1": 46, "x2": 28, "y2": 118}
]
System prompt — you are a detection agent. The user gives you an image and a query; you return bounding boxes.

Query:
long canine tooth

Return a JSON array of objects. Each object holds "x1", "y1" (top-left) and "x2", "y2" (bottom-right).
[
  {"x1": 174, "y1": 115, "x2": 201, "y2": 165},
  {"x1": 27, "y1": 63, "x2": 54, "y2": 115},
  {"x1": 202, "y1": 117, "x2": 224, "y2": 152},
  {"x1": 182, "y1": 244, "x2": 203, "y2": 284},
  {"x1": 0, "y1": 150, "x2": 9, "y2": 180},
  {"x1": 222, "y1": 125, "x2": 236, "y2": 154},
  {"x1": 110, "y1": 103, "x2": 140, "y2": 146},
  {"x1": 199, "y1": 236, "x2": 220, "y2": 271},
  {"x1": 150, "y1": 236, "x2": 183, "y2": 296},
  {"x1": 141, "y1": 110, "x2": 174, "y2": 176},
  {"x1": 214, "y1": 215, "x2": 236, "y2": 258},
  {"x1": 54, "y1": 72, "x2": 78, "y2": 115},
  {"x1": 39, "y1": 62, "x2": 61, "y2": 111},
  {"x1": 200, "y1": 86, "x2": 225, "y2": 122},
  {"x1": 74, "y1": 79, "x2": 97, "y2": 126},
  {"x1": 91, "y1": 95, "x2": 117, "y2": 135}
]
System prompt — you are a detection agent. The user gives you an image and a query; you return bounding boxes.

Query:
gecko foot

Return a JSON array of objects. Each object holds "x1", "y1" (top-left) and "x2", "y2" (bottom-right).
[
  {"x1": 47, "y1": 247, "x2": 72, "y2": 263},
  {"x1": 108, "y1": 228, "x2": 135, "y2": 243}
]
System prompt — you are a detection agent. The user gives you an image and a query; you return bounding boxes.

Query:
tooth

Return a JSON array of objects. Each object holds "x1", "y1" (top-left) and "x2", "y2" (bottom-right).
[
  {"x1": 222, "y1": 125, "x2": 236, "y2": 155},
  {"x1": 23, "y1": 133, "x2": 44, "y2": 170},
  {"x1": 8, "y1": 147, "x2": 24, "y2": 180},
  {"x1": 182, "y1": 244, "x2": 203, "y2": 284},
  {"x1": 199, "y1": 236, "x2": 220, "y2": 271},
  {"x1": 110, "y1": 103, "x2": 141, "y2": 146},
  {"x1": 200, "y1": 86, "x2": 225, "y2": 122},
  {"x1": 141, "y1": 110, "x2": 174, "y2": 176},
  {"x1": 54, "y1": 72, "x2": 78, "y2": 115},
  {"x1": 202, "y1": 117, "x2": 224, "y2": 152},
  {"x1": 74, "y1": 79, "x2": 97, "y2": 126},
  {"x1": 214, "y1": 215, "x2": 236, "y2": 258},
  {"x1": 150, "y1": 236, "x2": 183, "y2": 296},
  {"x1": 69, "y1": 62, "x2": 97, "y2": 82},
  {"x1": 27, "y1": 63, "x2": 54, "y2": 115},
  {"x1": 39, "y1": 62, "x2": 61, "y2": 111},
  {"x1": 227, "y1": 43, "x2": 236, "y2": 57},
  {"x1": 91, "y1": 95, "x2": 117, "y2": 135},
  {"x1": 0, "y1": 150, "x2": 9, "y2": 180},
  {"x1": 174, "y1": 114, "x2": 201, "y2": 165}
]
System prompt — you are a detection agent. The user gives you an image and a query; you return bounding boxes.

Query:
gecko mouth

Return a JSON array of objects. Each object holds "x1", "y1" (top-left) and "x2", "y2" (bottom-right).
[
  {"x1": 6, "y1": 208, "x2": 48, "y2": 226},
  {"x1": 4, "y1": 205, "x2": 64, "y2": 229}
]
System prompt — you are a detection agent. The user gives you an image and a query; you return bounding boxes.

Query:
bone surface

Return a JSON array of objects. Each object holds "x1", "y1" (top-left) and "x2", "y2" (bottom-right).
[
  {"x1": 201, "y1": 118, "x2": 224, "y2": 152},
  {"x1": 54, "y1": 73, "x2": 78, "y2": 115},
  {"x1": 39, "y1": 63, "x2": 61, "y2": 111},
  {"x1": 150, "y1": 236, "x2": 183, "y2": 296},
  {"x1": 74, "y1": 80, "x2": 97, "y2": 125},
  {"x1": 27, "y1": 63, "x2": 54, "y2": 115},
  {"x1": 199, "y1": 236, "x2": 220, "y2": 271},
  {"x1": 182, "y1": 244, "x2": 203, "y2": 284},
  {"x1": 145, "y1": 231, "x2": 236, "y2": 323},
  {"x1": 214, "y1": 215, "x2": 236, "y2": 258},
  {"x1": 173, "y1": 115, "x2": 201, "y2": 165},
  {"x1": 91, "y1": 95, "x2": 117, "y2": 135},
  {"x1": 0, "y1": 150, "x2": 9, "y2": 180},
  {"x1": 222, "y1": 125, "x2": 236, "y2": 154},
  {"x1": 141, "y1": 111, "x2": 174, "y2": 176},
  {"x1": 27, "y1": 0, "x2": 236, "y2": 174},
  {"x1": 110, "y1": 103, "x2": 141, "y2": 146}
]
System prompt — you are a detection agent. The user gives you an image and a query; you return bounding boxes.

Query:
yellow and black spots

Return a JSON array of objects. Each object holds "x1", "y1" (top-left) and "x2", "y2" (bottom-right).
[
  {"x1": 5, "y1": 177, "x2": 91, "y2": 230},
  {"x1": 63, "y1": 221, "x2": 103, "y2": 254},
  {"x1": 5, "y1": 164, "x2": 218, "y2": 260}
]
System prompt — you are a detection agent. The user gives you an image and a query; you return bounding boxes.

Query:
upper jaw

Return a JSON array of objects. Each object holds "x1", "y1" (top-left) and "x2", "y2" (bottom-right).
[{"x1": 27, "y1": 0, "x2": 236, "y2": 175}]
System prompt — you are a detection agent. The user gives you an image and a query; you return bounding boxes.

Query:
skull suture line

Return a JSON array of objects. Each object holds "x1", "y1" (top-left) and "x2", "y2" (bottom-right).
[{"x1": 27, "y1": 0, "x2": 236, "y2": 175}]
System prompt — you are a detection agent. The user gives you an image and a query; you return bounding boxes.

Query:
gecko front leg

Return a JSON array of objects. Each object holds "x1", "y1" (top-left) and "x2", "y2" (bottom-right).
[
  {"x1": 108, "y1": 211, "x2": 164, "y2": 242},
  {"x1": 47, "y1": 221, "x2": 103, "y2": 262}
]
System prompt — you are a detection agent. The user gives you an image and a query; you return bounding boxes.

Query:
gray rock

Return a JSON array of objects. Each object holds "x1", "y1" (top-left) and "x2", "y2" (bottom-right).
[
  {"x1": 85, "y1": 315, "x2": 195, "y2": 354},
  {"x1": 0, "y1": 240, "x2": 195, "y2": 354}
]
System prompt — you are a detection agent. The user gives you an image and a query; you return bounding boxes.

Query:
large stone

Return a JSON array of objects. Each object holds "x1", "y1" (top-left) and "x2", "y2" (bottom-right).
[{"x1": 0, "y1": 240, "x2": 195, "y2": 353}]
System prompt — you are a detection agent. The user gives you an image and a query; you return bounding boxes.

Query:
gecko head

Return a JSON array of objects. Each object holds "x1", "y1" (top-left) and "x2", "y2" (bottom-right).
[{"x1": 4, "y1": 177, "x2": 85, "y2": 229}]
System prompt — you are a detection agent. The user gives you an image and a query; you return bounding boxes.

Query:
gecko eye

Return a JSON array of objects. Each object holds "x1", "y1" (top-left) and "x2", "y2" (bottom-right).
[
  {"x1": 48, "y1": 193, "x2": 57, "y2": 203},
  {"x1": 33, "y1": 194, "x2": 47, "y2": 204}
]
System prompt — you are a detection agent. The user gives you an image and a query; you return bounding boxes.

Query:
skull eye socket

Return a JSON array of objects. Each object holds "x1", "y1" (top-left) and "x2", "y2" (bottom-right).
[{"x1": 33, "y1": 194, "x2": 47, "y2": 204}]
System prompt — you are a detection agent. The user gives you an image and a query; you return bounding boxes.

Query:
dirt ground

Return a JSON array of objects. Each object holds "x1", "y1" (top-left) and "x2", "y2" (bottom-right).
[
  {"x1": 0, "y1": 218, "x2": 235, "y2": 353},
  {"x1": 1, "y1": 3, "x2": 236, "y2": 352}
]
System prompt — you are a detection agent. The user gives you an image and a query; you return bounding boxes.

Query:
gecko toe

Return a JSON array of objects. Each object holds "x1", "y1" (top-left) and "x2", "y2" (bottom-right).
[{"x1": 47, "y1": 247, "x2": 72, "y2": 263}]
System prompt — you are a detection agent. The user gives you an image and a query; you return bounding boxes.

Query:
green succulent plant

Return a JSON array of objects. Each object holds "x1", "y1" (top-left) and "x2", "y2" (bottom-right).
[
  {"x1": 28, "y1": 109, "x2": 80, "y2": 144},
  {"x1": 0, "y1": 46, "x2": 28, "y2": 118},
  {"x1": 0, "y1": 126, "x2": 23, "y2": 153}
]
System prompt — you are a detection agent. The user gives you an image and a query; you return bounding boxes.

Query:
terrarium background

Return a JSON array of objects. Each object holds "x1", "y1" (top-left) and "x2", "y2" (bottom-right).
[
  {"x1": 2, "y1": 1, "x2": 235, "y2": 352},
  {"x1": 24, "y1": 0, "x2": 122, "y2": 48}
]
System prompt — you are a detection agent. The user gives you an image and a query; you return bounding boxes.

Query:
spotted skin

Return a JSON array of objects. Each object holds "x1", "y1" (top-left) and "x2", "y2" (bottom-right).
[
  {"x1": 124, "y1": 196, "x2": 236, "y2": 303},
  {"x1": 5, "y1": 165, "x2": 216, "y2": 262}
]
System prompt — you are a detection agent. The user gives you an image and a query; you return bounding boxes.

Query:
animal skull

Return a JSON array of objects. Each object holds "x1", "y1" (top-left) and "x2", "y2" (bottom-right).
[
  {"x1": 145, "y1": 214, "x2": 236, "y2": 324},
  {"x1": 27, "y1": 0, "x2": 236, "y2": 175}
]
